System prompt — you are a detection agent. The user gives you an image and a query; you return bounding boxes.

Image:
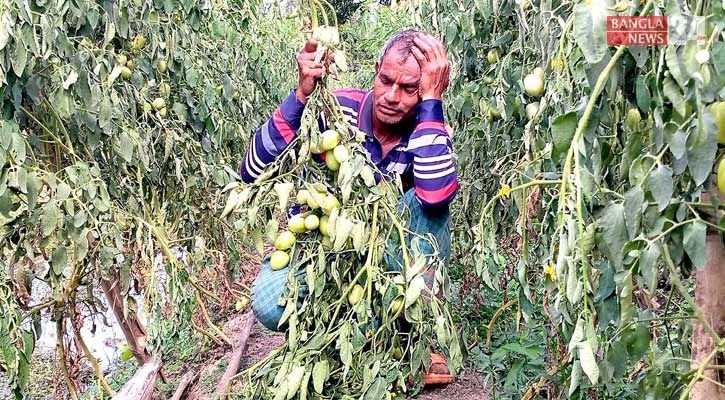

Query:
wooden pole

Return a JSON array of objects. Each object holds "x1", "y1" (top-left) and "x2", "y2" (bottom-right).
[
  {"x1": 113, "y1": 356, "x2": 162, "y2": 400},
  {"x1": 170, "y1": 370, "x2": 198, "y2": 400},
  {"x1": 690, "y1": 188, "x2": 725, "y2": 399},
  {"x1": 215, "y1": 310, "x2": 256, "y2": 397}
]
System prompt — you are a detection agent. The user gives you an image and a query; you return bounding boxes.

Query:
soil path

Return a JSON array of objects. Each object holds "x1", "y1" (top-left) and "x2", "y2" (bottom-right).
[{"x1": 184, "y1": 311, "x2": 487, "y2": 399}]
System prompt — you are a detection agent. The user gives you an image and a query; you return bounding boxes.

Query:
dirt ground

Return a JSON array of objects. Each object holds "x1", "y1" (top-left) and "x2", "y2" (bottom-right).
[
  {"x1": 176, "y1": 253, "x2": 487, "y2": 400},
  {"x1": 182, "y1": 311, "x2": 488, "y2": 400}
]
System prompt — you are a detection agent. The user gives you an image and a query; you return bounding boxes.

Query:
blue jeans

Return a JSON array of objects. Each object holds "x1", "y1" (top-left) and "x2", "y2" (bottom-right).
[{"x1": 250, "y1": 189, "x2": 451, "y2": 331}]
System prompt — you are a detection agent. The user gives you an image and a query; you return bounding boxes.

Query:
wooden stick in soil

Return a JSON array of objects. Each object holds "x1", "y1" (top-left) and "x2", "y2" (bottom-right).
[
  {"x1": 100, "y1": 274, "x2": 148, "y2": 362},
  {"x1": 215, "y1": 310, "x2": 256, "y2": 397},
  {"x1": 170, "y1": 370, "x2": 198, "y2": 400},
  {"x1": 101, "y1": 272, "x2": 168, "y2": 384},
  {"x1": 113, "y1": 355, "x2": 162, "y2": 400}
]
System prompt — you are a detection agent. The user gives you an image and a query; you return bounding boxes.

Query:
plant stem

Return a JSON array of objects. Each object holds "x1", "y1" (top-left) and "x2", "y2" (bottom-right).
[
  {"x1": 650, "y1": 218, "x2": 704, "y2": 243},
  {"x1": 325, "y1": 259, "x2": 370, "y2": 336},
  {"x1": 190, "y1": 277, "x2": 223, "y2": 304},
  {"x1": 478, "y1": 179, "x2": 562, "y2": 230},
  {"x1": 191, "y1": 319, "x2": 224, "y2": 347},
  {"x1": 556, "y1": 0, "x2": 654, "y2": 224},
  {"x1": 19, "y1": 105, "x2": 76, "y2": 158},
  {"x1": 680, "y1": 347, "x2": 722, "y2": 400},
  {"x1": 27, "y1": 299, "x2": 56, "y2": 315},
  {"x1": 56, "y1": 319, "x2": 79, "y2": 400},
  {"x1": 196, "y1": 292, "x2": 233, "y2": 346},
  {"x1": 70, "y1": 307, "x2": 116, "y2": 397},
  {"x1": 366, "y1": 202, "x2": 379, "y2": 304},
  {"x1": 486, "y1": 298, "x2": 519, "y2": 350},
  {"x1": 662, "y1": 245, "x2": 721, "y2": 341},
  {"x1": 237, "y1": 346, "x2": 285, "y2": 380},
  {"x1": 382, "y1": 201, "x2": 411, "y2": 273}
]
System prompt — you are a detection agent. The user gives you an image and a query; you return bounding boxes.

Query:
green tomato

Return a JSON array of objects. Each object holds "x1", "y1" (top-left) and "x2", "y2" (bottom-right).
[
  {"x1": 152, "y1": 98, "x2": 166, "y2": 110},
  {"x1": 288, "y1": 215, "x2": 306, "y2": 233},
  {"x1": 626, "y1": 108, "x2": 641, "y2": 130},
  {"x1": 325, "y1": 151, "x2": 340, "y2": 171},
  {"x1": 304, "y1": 214, "x2": 320, "y2": 230},
  {"x1": 348, "y1": 284, "x2": 364, "y2": 305},
  {"x1": 487, "y1": 49, "x2": 499, "y2": 64},
  {"x1": 321, "y1": 129, "x2": 340, "y2": 151},
  {"x1": 270, "y1": 250, "x2": 290, "y2": 270},
  {"x1": 523, "y1": 73, "x2": 544, "y2": 97},
  {"x1": 274, "y1": 231, "x2": 296, "y2": 250},
  {"x1": 718, "y1": 158, "x2": 725, "y2": 196},
  {"x1": 711, "y1": 102, "x2": 725, "y2": 144}
]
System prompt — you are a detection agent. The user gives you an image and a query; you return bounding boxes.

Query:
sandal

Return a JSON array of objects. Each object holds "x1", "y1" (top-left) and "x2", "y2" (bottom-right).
[{"x1": 422, "y1": 352, "x2": 453, "y2": 386}]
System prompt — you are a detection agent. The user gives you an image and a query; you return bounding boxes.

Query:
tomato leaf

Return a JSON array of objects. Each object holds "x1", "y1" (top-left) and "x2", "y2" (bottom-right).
[
  {"x1": 51, "y1": 245, "x2": 68, "y2": 276},
  {"x1": 686, "y1": 121, "x2": 717, "y2": 186},
  {"x1": 578, "y1": 339, "x2": 599, "y2": 384},
  {"x1": 599, "y1": 203, "x2": 628, "y2": 270},
  {"x1": 683, "y1": 221, "x2": 706, "y2": 268},
  {"x1": 572, "y1": 0, "x2": 610, "y2": 64},
  {"x1": 639, "y1": 243, "x2": 661, "y2": 293},
  {"x1": 551, "y1": 112, "x2": 577, "y2": 159},
  {"x1": 363, "y1": 377, "x2": 386, "y2": 400},
  {"x1": 405, "y1": 275, "x2": 425, "y2": 308},
  {"x1": 647, "y1": 165, "x2": 673, "y2": 212},
  {"x1": 623, "y1": 186, "x2": 644, "y2": 239},
  {"x1": 312, "y1": 360, "x2": 329, "y2": 394}
]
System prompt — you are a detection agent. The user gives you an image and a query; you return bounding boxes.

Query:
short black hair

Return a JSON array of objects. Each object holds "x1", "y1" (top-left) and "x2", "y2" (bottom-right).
[{"x1": 378, "y1": 29, "x2": 420, "y2": 64}]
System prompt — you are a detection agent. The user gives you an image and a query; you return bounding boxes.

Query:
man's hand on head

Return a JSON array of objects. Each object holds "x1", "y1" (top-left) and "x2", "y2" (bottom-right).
[{"x1": 411, "y1": 33, "x2": 450, "y2": 101}]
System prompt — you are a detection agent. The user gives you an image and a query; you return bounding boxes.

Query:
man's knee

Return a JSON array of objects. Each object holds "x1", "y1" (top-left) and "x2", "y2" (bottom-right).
[
  {"x1": 250, "y1": 261, "x2": 289, "y2": 332},
  {"x1": 251, "y1": 293, "x2": 285, "y2": 332}
]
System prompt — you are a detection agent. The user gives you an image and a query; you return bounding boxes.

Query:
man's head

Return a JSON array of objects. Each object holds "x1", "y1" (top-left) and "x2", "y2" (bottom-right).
[{"x1": 373, "y1": 29, "x2": 422, "y2": 125}]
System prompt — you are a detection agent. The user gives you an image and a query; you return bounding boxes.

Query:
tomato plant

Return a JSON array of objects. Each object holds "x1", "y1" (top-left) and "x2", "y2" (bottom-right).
[
  {"x1": 0, "y1": 0, "x2": 304, "y2": 397},
  {"x1": 408, "y1": 0, "x2": 724, "y2": 396}
]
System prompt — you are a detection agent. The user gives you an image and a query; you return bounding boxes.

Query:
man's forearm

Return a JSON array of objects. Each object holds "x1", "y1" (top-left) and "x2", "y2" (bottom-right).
[
  {"x1": 240, "y1": 90, "x2": 306, "y2": 183},
  {"x1": 409, "y1": 99, "x2": 459, "y2": 207}
]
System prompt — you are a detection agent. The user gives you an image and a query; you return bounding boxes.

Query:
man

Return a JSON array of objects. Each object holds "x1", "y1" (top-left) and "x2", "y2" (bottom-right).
[{"x1": 240, "y1": 29, "x2": 458, "y2": 385}]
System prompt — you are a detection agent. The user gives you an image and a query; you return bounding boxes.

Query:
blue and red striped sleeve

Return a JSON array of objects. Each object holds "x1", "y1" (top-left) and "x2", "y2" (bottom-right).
[
  {"x1": 407, "y1": 99, "x2": 458, "y2": 208},
  {"x1": 240, "y1": 91, "x2": 305, "y2": 183}
]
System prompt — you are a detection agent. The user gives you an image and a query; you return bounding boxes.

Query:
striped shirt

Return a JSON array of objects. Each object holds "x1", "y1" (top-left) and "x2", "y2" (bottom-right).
[{"x1": 240, "y1": 89, "x2": 458, "y2": 208}]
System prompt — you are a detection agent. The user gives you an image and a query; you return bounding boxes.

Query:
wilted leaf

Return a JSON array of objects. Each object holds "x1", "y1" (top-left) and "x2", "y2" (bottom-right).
[
  {"x1": 551, "y1": 112, "x2": 577, "y2": 158},
  {"x1": 51, "y1": 245, "x2": 67, "y2": 275},
  {"x1": 405, "y1": 275, "x2": 425, "y2": 308},
  {"x1": 312, "y1": 360, "x2": 329, "y2": 394},
  {"x1": 686, "y1": 121, "x2": 717, "y2": 186},
  {"x1": 599, "y1": 203, "x2": 628, "y2": 269},
  {"x1": 578, "y1": 340, "x2": 599, "y2": 384},
  {"x1": 572, "y1": 0, "x2": 610, "y2": 64},
  {"x1": 363, "y1": 377, "x2": 386, "y2": 400},
  {"x1": 623, "y1": 187, "x2": 644, "y2": 239},
  {"x1": 683, "y1": 221, "x2": 706, "y2": 268},
  {"x1": 41, "y1": 203, "x2": 59, "y2": 237},
  {"x1": 647, "y1": 165, "x2": 673, "y2": 212},
  {"x1": 639, "y1": 243, "x2": 661, "y2": 293}
]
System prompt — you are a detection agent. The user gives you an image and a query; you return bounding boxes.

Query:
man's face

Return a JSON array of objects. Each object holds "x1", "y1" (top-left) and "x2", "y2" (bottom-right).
[{"x1": 373, "y1": 49, "x2": 421, "y2": 125}]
